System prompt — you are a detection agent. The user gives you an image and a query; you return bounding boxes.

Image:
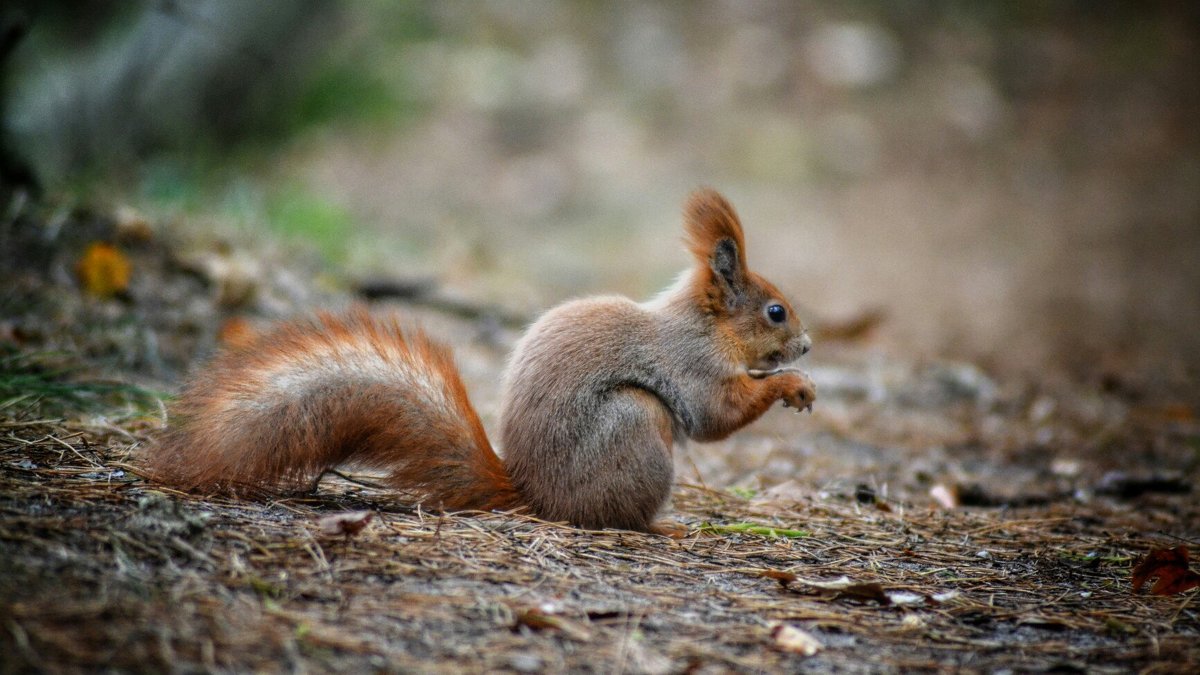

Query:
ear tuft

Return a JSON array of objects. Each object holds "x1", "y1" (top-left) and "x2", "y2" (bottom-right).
[{"x1": 683, "y1": 188, "x2": 748, "y2": 271}]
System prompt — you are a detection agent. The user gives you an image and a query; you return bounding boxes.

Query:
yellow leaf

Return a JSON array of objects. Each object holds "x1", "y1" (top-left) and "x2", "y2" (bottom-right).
[{"x1": 76, "y1": 242, "x2": 131, "y2": 298}]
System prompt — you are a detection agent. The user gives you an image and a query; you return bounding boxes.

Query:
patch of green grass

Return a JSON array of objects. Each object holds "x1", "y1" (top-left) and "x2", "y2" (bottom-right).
[
  {"x1": 285, "y1": 60, "x2": 403, "y2": 134},
  {"x1": 0, "y1": 347, "x2": 162, "y2": 417},
  {"x1": 700, "y1": 522, "x2": 809, "y2": 539},
  {"x1": 137, "y1": 164, "x2": 356, "y2": 264},
  {"x1": 266, "y1": 186, "x2": 353, "y2": 262},
  {"x1": 725, "y1": 486, "x2": 758, "y2": 500}
]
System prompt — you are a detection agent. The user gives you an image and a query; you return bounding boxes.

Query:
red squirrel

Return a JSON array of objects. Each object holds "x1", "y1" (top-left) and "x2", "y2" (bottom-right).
[{"x1": 146, "y1": 189, "x2": 815, "y2": 533}]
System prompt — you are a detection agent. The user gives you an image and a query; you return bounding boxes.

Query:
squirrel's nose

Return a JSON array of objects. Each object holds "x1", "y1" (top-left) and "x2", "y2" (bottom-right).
[{"x1": 799, "y1": 332, "x2": 812, "y2": 356}]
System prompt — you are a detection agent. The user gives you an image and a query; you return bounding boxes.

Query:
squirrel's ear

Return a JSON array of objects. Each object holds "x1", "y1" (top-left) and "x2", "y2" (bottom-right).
[{"x1": 684, "y1": 188, "x2": 749, "y2": 307}]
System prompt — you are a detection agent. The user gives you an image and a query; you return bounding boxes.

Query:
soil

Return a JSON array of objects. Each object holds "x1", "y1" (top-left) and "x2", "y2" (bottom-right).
[{"x1": 1, "y1": 202, "x2": 1197, "y2": 673}]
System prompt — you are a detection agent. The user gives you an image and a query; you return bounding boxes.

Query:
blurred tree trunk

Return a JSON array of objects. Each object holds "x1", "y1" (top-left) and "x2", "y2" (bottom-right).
[
  {"x1": 0, "y1": 11, "x2": 37, "y2": 198},
  {"x1": 7, "y1": 0, "x2": 342, "y2": 185}
]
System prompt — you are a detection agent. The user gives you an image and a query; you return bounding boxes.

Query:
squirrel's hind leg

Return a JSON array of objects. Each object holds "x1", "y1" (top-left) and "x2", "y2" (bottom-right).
[{"x1": 553, "y1": 388, "x2": 676, "y2": 532}]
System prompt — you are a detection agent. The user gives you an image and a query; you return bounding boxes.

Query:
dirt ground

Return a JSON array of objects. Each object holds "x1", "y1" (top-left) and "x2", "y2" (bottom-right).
[
  {"x1": 2, "y1": 5, "x2": 1198, "y2": 671},
  {"x1": 1, "y1": 204, "x2": 1197, "y2": 673}
]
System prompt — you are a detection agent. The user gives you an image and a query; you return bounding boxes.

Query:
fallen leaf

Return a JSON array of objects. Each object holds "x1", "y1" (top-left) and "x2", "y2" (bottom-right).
[
  {"x1": 514, "y1": 608, "x2": 592, "y2": 642},
  {"x1": 770, "y1": 623, "x2": 822, "y2": 656},
  {"x1": 1131, "y1": 546, "x2": 1200, "y2": 595},
  {"x1": 790, "y1": 575, "x2": 891, "y2": 604},
  {"x1": 761, "y1": 569, "x2": 797, "y2": 588},
  {"x1": 766, "y1": 572, "x2": 952, "y2": 607},
  {"x1": 317, "y1": 511, "x2": 374, "y2": 538},
  {"x1": 76, "y1": 242, "x2": 131, "y2": 298},
  {"x1": 842, "y1": 583, "x2": 891, "y2": 604},
  {"x1": 793, "y1": 575, "x2": 857, "y2": 591}
]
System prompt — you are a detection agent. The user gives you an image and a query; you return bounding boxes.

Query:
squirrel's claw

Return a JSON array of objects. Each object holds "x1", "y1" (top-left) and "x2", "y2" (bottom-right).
[{"x1": 783, "y1": 400, "x2": 813, "y2": 414}]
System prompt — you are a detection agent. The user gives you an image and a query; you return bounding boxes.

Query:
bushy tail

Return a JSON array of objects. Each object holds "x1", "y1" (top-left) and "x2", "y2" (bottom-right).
[{"x1": 145, "y1": 309, "x2": 521, "y2": 512}]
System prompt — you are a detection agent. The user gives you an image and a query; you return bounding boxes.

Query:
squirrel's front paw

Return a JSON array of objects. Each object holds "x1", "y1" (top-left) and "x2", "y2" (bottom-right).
[{"x1": 781, "y1": 371, "x2": 816, "y2": 413}]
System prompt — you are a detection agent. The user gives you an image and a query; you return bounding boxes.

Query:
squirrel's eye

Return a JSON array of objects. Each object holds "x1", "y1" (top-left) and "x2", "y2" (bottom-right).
[{"x1": 766, "y1": 304, "x2": 786, "y2": 324}]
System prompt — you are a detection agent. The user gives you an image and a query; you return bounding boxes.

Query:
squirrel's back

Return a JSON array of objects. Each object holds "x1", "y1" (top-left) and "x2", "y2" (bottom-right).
[{"x1": 148, "y1": 309, "x2": 519, "y2": 512}]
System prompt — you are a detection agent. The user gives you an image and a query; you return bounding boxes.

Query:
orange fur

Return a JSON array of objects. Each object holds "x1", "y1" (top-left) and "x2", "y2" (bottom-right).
[
  {"x1": 147, "y1": 308, "x2": 520, "y2": 512},
  {"x1": 683, "y1": 188, "x2": 748, "y2": 270},
  {"x1": 682, "y1": 188, "x2": 752, "y2": 318}
]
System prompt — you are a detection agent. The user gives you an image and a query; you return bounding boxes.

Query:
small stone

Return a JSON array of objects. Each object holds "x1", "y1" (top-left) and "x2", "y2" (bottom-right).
[{"x1": 507, "y1": 653, "x2": 542, "y2": 672}]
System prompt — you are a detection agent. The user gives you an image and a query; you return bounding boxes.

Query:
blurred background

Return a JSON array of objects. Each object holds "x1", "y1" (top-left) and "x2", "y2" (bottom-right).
[{"x1": 4, "y1": 0, "x2": 1198, "y2": 381}]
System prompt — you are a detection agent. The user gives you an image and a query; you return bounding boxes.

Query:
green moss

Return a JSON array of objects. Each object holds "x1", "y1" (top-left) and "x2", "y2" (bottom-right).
[
  {"x1": 700, "y1": 522, "x2": 809, "y2": 539},
  {"x1": 0, "y1": 347, "x2": 162, "y2": 416}
]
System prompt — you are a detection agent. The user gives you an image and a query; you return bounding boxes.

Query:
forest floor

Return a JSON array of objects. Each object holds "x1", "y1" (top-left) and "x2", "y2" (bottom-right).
[{"x1": 1, "y1": 202, "x2": 1198, "y2": 673}]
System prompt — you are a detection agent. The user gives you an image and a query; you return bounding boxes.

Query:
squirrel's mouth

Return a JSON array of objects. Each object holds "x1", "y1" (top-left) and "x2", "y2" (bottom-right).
[
  {"x1": 752, "y1": 351, "x2": 786, "y2": 370},
  {"x1": 753, "y1": 338, "x2": 809, "y2": 370}
]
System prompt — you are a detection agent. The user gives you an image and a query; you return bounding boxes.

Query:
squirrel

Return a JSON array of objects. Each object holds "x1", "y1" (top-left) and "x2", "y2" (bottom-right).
[{"x1": 145, "y1": 189, "x2": 815, "y2": 534}]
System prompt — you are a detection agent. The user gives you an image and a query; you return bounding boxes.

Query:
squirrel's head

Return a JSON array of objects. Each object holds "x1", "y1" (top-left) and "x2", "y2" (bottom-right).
[{"x1": 683, "y1": 188, "x2": 811, "y2": 370}]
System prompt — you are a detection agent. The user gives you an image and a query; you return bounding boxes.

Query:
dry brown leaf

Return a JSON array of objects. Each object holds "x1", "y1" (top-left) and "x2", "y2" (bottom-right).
[
  {"x1": 768, "y1": 572, "x2": 951, "y2": 606},
  {"x1": 317, "y1": 511, "x2": 374, "y2": 538},
  {"x1": 76, "y1": 242, "x2": 131, "y2": 298},
  {"x1": 837, "y1": 582, "x2": 890, "y2": 604},
  {"x1": 761, "y1": 569, "x2": 797, "y2": 588},
  {"x1": 789, "y1": 575, "x2": 891, "y2": 604},
  {"x1": 1131, "y1": 546, "x2": 1200, "y2": 596},
  {"x1": 514, "y1": 608, "x2": 592, "y2": 642},
  {"x1": 770, "y1": 623, "x2": 822, "y2": 656}
]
